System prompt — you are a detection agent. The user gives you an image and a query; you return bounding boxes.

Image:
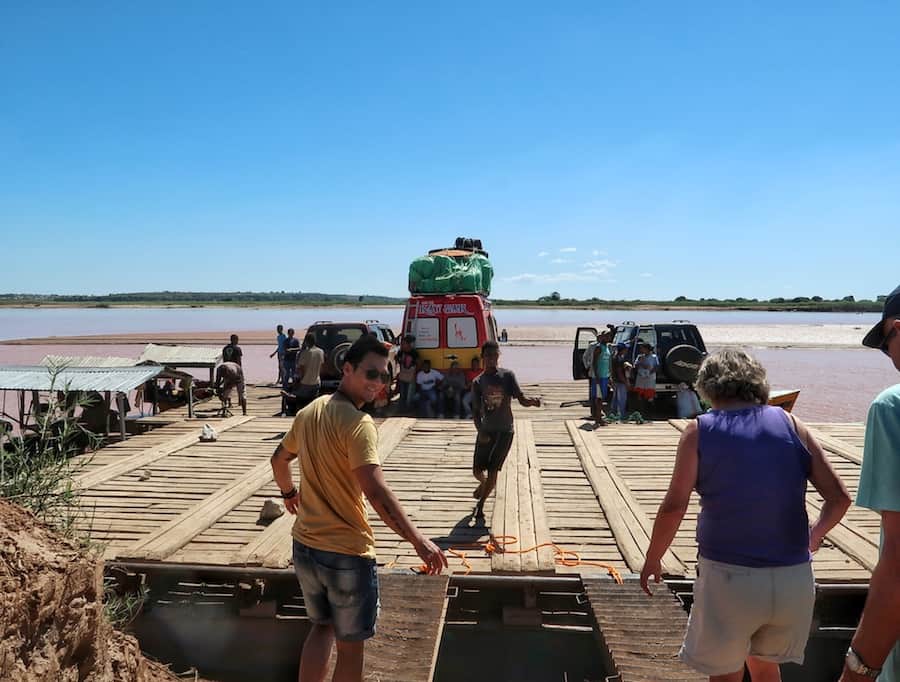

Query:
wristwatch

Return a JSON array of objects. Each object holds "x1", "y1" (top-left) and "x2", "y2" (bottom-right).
[{"x1": 846, "y1": 647, "x2": 881, "y2": 678}]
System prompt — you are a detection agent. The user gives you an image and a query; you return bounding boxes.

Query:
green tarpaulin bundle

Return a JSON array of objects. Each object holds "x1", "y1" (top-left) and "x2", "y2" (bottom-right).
[{"x1": 408, "y1": 254, "x2": 493, "y2": 295}]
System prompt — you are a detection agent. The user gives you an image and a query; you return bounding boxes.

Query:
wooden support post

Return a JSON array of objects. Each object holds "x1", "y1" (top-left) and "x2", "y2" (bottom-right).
[
  {"x1": 116, "y1": 393, "x2": 127, "y2": 442},
  {"x1": 103, "y1": 391, "x2": 111, "y2": 438},
  {"x1": 187, "y1": 380, "x2": 194, "y2": 419}
]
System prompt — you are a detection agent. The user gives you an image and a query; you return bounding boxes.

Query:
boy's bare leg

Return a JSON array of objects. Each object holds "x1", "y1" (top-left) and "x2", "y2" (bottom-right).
[
  {"x1": 332, "y1": 639, "x2": 365, "y2": 682},
  {"x1": 299, "y1": 623, "x2": 334, "y2": 682}
]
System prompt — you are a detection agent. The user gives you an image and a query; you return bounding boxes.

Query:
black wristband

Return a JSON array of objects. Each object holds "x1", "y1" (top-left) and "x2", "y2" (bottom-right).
[{"x1": 280, "y1": 486, "x2": 298, "y2": 499}]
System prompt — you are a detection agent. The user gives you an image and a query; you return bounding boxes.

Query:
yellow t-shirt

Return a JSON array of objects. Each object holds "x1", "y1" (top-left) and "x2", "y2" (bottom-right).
[{"x1": 281, "y1": 393, "x2": 380, "y2": 558}]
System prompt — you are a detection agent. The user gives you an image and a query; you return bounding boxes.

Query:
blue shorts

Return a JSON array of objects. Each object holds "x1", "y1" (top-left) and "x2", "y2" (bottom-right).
[
  {"x1": 589, "y1": 377, "x2": 609, "y2": 401},
  {"x1": 292, "y1": 540, "x2": 380, "y2": 641}
]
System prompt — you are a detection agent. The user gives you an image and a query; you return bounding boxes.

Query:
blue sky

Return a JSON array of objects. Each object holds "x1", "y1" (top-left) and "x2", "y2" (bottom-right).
[{"x1": 1, "y1": 2, "x2": 898, "y2": 301}]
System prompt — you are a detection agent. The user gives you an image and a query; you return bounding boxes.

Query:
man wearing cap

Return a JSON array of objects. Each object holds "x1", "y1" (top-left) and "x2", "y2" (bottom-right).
[{"x1": 840, "y1": 285, "x2": 900, "y2": 681}]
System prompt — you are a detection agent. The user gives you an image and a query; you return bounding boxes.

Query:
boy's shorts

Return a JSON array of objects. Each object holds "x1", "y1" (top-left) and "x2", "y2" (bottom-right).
[
  {"x1": 679, "y1": 556, "x2": 814, "y2": 676},
  {"x1": 292, "y1": 540, "x2": 379, "y2": 641},
  {"x1": 473, "y1": 430, "x2": 515, "y2": 473}
]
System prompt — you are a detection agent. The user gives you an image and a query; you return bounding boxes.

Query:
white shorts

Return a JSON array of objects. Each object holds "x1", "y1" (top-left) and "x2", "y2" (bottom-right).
[{"x1": 680, "y1": 556, "x2": 815, "y2": 676}]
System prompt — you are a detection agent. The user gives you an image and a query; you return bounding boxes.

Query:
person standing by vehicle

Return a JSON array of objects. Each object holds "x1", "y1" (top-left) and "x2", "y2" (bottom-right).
[
  {"x1": 395, "y1": 334, "x2": 418, "y2": 414},
  {"x1": 270, "y1": 335, "x2": 446, "y2": 682},
  {"x1": 640, "y1": 349, "x2": 850, "y2": 681},
  {"x1": 591, "y1": 331, "x2": 613, "y2": 426},
  {"x1": 283, "y1": 328, "x2": 301, "y2": 387},
  {"x1": 633, "y1": 342, "x2": 659, "y2": 418},
  {"x1": 610, "y1": 343, "x2": 632, "y2": 418},
  {"x1": 222, "y1": 334, "x2": 243, "y2": 366},
  {"x1": 471, "y1": 341, "x2": 541, "y2": 520},
  {"x1": 270, "y1": 324, "x2": 287, "y2": 385},
  {"x1": 295, "y1": 332, "x2": 325, "y2": 410},
  {"x1": 839, "y1": 285, "x2": 900, "y2": 682}
]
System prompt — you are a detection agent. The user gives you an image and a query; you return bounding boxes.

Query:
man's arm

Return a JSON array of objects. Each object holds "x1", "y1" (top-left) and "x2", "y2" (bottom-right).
[
  {"x1": 354, "y1": 464, "x2": 447, "y2": 574},
  {"x1": 270, "y1": 444, "x2": 300, "y2": 514},
  {"x1": 840, "y1": 510, "x2": 900, "y2": 680}
]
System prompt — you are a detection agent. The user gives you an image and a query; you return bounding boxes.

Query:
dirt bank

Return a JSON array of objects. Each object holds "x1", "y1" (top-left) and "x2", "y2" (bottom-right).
[{"x1": 0, "y1": 500, "x2": 183, "y2": 681}]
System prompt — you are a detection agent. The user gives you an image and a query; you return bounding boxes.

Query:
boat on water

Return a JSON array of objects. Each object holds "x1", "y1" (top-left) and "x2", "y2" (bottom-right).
[{"x1": 768, "y1": 388, "x2": 801, "y2": 412}]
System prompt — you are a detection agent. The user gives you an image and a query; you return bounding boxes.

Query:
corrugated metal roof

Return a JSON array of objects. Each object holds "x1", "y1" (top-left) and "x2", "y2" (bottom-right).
[
  {"x1": 0, "y1": 365, "x2": 163, "y2": 393},
  {"x1": 40, "y1": 355, "x2": 136, "y2": 368},
  {"x1": 138, "y1": 343, "x2": 221, "y2": 367}
]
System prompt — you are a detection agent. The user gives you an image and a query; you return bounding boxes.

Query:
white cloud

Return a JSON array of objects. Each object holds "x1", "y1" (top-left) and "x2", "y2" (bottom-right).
[
  {"x1": 640, "y1": 272, "x2": 653, "y2": 278},
  {"x1": 550, "y1": 257, "x2": 570, "y2": 264},
  {"x1": 583, "y1": 259, "x2": 616, "y2": 270},
  {"x1": 559, "y1": 247, "x2": 577, "y2": 253},
  {"x1": 503, "y1": 271, "x2": 615, "y2": 283},
  {"x1": 537, "y1": 251, "x2": 549, "y2": 257},
  {"x1": 591, "y1": 249, "x2": 605, "y2": 257}
]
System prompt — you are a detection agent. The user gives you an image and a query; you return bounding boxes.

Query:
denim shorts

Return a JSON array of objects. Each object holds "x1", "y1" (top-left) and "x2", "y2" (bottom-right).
[{"x1": 292, "y1": 540, "x2": 379, "y2": 641}]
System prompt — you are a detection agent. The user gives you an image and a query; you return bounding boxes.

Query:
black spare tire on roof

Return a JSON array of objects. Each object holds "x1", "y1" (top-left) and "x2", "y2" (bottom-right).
[{"x1": 664, "y1": 344, "x2": 705, "y2": 384}]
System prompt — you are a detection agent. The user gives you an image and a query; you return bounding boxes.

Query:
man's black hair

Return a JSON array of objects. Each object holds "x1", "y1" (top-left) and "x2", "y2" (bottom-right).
[
  {"x1": 481, "y1": 340, "x2": 500, "y2": 355},
  {"x1": 304, "y1": 332, "x2": 316, "y2": 346},
  {"x1": 344, "y1": 334, "x2": 389, "y2": 366}
]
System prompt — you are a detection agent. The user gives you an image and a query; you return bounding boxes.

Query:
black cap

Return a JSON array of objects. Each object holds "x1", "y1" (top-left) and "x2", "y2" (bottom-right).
[{"x1": 862, "y1": 284, "x2": 900, "y2": 348}]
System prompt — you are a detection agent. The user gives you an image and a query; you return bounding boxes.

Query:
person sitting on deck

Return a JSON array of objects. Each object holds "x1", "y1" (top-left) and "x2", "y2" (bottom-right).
[
  {"x1": 470, "y1": 341, "x2": 541, "y2": 522},
  {"x1": 640, "y1": 349, "x2": 851, "y2": 682},
  {"x1": 215, "y1": 361, "x2": 247, "y2": 415},
  {"x1": 415, "y1": 359, "x2": 444, "y2": 417},
  {"x1": 441, "y1": 360, "x2": 468, "y2": 418}
]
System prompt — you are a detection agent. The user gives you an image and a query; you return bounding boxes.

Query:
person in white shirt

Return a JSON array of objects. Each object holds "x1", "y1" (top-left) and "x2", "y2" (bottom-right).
[{"x1": 416, "y1": 360, "x2": 444, "y2": 418}]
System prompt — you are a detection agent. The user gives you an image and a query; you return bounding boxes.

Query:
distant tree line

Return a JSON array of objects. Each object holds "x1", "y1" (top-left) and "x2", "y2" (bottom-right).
[
  {"x1": 0, "y1": 291, "x2": 406, "y2": 306},
  {"x1": 495, "y1": 293, "x2": 883, "y2": 312},
  {"x1": 0, "y1": 291, "x2": 885, "y2": 312}
]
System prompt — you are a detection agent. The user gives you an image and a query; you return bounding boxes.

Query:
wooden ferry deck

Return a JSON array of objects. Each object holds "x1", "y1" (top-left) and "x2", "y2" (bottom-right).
[{"x1": 75, "y1": 381, "x2": 878, "y2": 584}]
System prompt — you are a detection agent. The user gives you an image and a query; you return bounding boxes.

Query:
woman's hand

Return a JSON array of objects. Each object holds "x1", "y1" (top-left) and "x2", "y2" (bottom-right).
[{"x1": 640, "y1": 556, "x2": 662, "y2": 596}]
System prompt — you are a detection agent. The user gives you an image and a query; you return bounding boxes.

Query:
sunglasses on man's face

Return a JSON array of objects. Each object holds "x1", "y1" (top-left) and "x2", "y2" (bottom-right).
[
  {"x1": 881, "y1": 328, "x2": 898, "y2": 356},
  {"x1": 361, "y1": 367, "x2": 391, "y2": 384}
]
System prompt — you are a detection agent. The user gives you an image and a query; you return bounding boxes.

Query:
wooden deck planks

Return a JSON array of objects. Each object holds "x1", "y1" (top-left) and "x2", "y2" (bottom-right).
[
  {"x1": 567, "y1": 421, "x2": 687, "y2": 576},
  {"x1": 67, "y1": 382, "x2": 879, "y2": 584}
]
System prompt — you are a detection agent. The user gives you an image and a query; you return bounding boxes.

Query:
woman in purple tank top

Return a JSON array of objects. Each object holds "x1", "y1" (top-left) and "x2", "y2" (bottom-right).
[{"x1": 640, "y1": 349, "x2": 851, "y2": 682}]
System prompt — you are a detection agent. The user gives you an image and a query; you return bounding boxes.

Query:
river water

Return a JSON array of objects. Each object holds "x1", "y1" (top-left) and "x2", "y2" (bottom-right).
[{"x1": 0, "y1": 306, "x2": 893, "y2": 422}]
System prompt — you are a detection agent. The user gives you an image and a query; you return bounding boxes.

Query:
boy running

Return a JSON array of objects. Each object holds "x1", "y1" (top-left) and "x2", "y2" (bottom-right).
[{"x1": 471, "y1": 341, "x2": 541, "y2": 520}]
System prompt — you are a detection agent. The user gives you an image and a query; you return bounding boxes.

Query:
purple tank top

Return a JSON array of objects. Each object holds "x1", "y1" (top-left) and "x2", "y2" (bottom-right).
[{"x1": 696, "y1": 405, "x2": 811, "y2": 567}]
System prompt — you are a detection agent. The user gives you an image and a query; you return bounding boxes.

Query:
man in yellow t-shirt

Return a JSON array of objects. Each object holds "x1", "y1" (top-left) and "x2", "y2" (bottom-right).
[{"x1": 270, "y1": 334, "x2": 446, "y2": 682}]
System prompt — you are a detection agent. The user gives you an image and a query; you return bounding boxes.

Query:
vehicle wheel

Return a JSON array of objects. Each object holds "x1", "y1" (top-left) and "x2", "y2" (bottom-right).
[
  {"x1": 664, "y1": 344, "x2": 705, "y2": 384},
  {"x1": 330, "y1": 342, "x2": 353, "y2": 375}
]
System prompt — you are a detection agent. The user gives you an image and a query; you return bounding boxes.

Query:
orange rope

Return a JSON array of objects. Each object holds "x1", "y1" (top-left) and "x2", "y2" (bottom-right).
[{"x1": 406, "y1": 535, "x2": 624, "y2": 584}]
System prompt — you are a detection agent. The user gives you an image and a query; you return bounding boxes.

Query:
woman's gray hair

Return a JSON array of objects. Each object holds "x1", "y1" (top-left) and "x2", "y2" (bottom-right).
[{"x1": 694, "y1": 349, "x2": 770, "y2": 405}]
